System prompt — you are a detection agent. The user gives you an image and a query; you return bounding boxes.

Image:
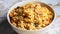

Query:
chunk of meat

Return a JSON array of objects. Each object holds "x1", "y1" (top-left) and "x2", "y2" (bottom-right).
[
  {"x1": 9, "y1": 12, "x2": 14, "y2": 17},
  {"x1": 24, "y1": 24, "x2": 30, "y2": 30}
]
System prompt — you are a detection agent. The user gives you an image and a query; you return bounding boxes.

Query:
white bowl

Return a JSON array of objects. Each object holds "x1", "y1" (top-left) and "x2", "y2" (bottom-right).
[{"x1": 7, "y1": 0, "x2": 56, "y2": 34}]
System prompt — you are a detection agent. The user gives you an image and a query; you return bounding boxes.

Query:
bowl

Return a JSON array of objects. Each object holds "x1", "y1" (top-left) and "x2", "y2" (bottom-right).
[{"x1": 7, "y1": 0, "x2": 56, "y2": 34}]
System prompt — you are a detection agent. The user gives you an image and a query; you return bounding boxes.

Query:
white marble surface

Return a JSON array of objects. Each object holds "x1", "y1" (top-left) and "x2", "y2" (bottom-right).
[{"x1": 0, "y1": 0, "x2": 60, "y2": 34}]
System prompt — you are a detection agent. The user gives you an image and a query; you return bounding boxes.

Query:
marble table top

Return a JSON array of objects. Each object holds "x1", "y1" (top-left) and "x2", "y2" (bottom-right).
[{"x1": 0, "y1": 0, "x2": 60, "y2": 34}]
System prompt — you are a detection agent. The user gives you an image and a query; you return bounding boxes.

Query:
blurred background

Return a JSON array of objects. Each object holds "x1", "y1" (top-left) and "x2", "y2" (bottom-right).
[{"x1": 0, "y1": 0, "x2": 60, "y2": 34}]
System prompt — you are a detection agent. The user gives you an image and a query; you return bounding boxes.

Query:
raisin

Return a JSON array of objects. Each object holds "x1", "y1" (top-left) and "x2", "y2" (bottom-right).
[
  {"x1": 34, "y1": 22, "x2": 39, "y2": 27},
  {"x1": 42, "y1": 19, "x2": 44, "y2": 22},
  {"x1": 15, "y1": 6, "x2": 20, "y2": 10}
]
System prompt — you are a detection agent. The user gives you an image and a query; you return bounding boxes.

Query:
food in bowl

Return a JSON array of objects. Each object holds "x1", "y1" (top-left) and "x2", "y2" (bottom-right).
[{"x1": 9, "y1": 2, "x2": 54, "y2": 30}]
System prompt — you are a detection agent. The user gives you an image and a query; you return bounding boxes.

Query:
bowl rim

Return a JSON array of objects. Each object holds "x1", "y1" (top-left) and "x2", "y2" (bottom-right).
[{"x1": 7, "y1": 0, "x2": 56, "y2": 32}]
